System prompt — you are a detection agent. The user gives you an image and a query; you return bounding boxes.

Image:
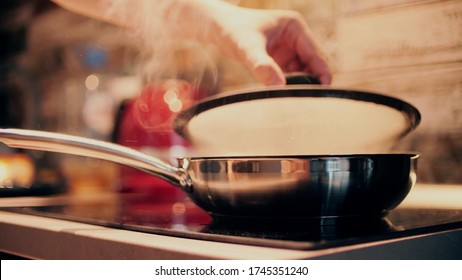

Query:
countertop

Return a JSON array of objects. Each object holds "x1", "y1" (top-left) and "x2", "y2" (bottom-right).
[{"x1": 1, "y1": 184, "x2": 462, "y2": 260}]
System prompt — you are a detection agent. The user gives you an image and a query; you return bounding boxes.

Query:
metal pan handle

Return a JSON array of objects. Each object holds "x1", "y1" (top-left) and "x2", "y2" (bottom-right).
[{"x1": 0, "y1": 129, "x2": 193, "y2": 192}]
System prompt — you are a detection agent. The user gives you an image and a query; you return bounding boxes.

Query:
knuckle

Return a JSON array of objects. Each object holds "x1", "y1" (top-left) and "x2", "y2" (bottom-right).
[{"x1": 281, "y1": 10, "x2": 305, "y2": 23}]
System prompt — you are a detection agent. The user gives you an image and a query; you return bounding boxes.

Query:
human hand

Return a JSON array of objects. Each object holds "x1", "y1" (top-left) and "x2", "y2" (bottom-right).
[
  {"x1": 51, "y1": 0, "x2": 332, "y2": 85},
  {"x1": 207, "y1": 5, "x2": 332, "y2": 85}
]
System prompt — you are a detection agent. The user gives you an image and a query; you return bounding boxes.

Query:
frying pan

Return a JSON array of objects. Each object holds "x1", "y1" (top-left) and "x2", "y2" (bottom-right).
[{"x1": 0, "y1": 129, "x2": 418, "y2": 219}]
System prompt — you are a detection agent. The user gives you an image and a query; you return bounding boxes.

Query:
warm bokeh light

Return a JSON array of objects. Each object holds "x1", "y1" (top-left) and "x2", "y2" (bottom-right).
[
  {"x1": 85, "y1": 74, "x2": 100, "y2": 90},
  {"x1": 0, "y1": 154, "x2": 35, "y2": 188},
  {"x1": 0, "y1": 162, "x2": 9, "y2": 187},
  {"x1": 172, "y1": 202, "x2": 186, "y2": 215},
  {"x1": 168, "y1": 99, "x2": 183, "y2": 113},
  {"x1": 163, "y1": 88, "x2": 179, "y2": 105},
  {"x1": 163, "y1": 88, "x2": 183, "y2": 113}
]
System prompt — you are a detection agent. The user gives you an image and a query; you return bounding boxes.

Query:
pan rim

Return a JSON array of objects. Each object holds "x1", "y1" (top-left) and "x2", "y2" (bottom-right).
[
  {"x1": 185, "y1": 153, "x2": 420, "y2": 161},
  {"x1": 173, "y1": 85, "x2": 421, "y2": 141}
]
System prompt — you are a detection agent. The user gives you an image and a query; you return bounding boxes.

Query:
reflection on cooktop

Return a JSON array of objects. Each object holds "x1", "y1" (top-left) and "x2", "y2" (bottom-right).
[{"x1": 3, "y1": 195, "x2": 462, "y2": 250}]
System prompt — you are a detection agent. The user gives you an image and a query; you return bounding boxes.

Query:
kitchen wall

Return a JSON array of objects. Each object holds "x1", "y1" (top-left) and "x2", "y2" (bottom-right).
[
  {"x1": 331, "y1": 0, "x2": 462, "y2": 183},
  {"x1": 21, "y1": 0, "x2": 462, "y2": 184},
  {"x1": 229, "y1": 0, "x2": 462, "y2": 183}
]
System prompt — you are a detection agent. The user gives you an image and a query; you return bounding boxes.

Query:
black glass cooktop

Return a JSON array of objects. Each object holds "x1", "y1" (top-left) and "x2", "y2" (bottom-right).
[{"x1": 3, "y1": 194, "x2": 462, "y2": 251}]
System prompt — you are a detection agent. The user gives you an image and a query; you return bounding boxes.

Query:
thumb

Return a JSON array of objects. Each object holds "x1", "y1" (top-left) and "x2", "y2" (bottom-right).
[{"x1": 244, "y1": 51, "x2": 286, "y2": 86}]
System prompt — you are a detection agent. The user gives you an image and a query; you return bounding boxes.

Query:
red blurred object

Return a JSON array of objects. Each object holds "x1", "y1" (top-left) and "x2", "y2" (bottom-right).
[{"x1": 114, "y1": 80, "x2": 205, "y2": 203}]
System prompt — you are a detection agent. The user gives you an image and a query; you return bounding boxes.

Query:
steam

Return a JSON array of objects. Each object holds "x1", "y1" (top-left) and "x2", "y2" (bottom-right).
[
  {"x1": 105, "y1": 0, "x2": 218, "y2": 87},
  {"x1": 98, "y1": 0, "x2": 223, "y2": 136}
]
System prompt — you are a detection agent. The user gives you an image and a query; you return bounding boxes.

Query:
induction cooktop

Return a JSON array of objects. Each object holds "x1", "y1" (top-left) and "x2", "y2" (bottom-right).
[{"x1": 3, "y1": 193, "x2": 462, "y2": 251}]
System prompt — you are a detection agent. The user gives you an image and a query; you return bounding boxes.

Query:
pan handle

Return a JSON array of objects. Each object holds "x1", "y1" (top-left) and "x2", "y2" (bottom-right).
[{"x1": 0, "y1": 128, "x2": 193, "y2": 192}]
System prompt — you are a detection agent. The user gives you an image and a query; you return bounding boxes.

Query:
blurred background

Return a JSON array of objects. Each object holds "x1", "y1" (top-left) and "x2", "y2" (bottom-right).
[{"x1": 0, "y1": 0, "x2": 461, "y2": 198}]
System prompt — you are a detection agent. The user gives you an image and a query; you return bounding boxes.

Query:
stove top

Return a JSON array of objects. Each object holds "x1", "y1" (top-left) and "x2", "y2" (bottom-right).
[{"x1": 4, "y1": 194, "x2": 462, "y2": 251}]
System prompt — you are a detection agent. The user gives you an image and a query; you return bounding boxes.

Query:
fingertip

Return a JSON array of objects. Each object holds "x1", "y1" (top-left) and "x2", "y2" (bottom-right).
[
  {"x1": 267, "y1": 72, "x2": 286, "y2": 86},
  {"x1": 253, "y1": 63, "x2": 286, "y2": 86},
  {"x1": 319, "y1": 74, "x2": 332, "y2": 85}
]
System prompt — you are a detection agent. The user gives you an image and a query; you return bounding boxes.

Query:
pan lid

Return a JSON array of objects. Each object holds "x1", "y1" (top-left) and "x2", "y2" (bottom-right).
[{"x1": 173, "y1": 84, "x2": 421, "y2": 156}]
